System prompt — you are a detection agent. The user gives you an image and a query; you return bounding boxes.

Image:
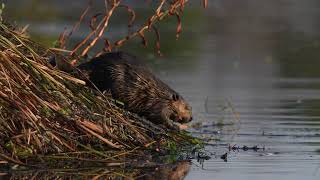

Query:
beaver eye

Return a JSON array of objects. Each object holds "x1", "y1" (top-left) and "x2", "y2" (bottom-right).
[{"x1": 172, "y1": 94, "x2": 180, "y2": 101}]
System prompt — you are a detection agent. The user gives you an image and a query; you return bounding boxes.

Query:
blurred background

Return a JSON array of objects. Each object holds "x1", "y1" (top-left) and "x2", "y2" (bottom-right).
[{"x1": 3, "y1": 0, "x2": 320, "y2": 179}]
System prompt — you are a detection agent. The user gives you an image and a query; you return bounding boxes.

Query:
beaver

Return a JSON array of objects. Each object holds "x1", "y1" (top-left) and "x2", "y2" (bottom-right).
[{"x1": 53, "y1": 52, "x2": 192, "y2": 129}]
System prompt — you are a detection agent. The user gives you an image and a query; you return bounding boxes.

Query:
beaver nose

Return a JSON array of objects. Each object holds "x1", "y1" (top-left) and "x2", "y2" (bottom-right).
[
  {"x1": 189, "y1": 116, "x2": 193, "y2": 122},
  {"x1": 181, "y1": 116, "x2": 192, "y2": 123}
]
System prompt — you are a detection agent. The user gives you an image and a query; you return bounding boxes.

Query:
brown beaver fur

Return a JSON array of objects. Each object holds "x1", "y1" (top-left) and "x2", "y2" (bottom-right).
[{"x1": 71, "y1": 52, "x2": 192, "y2": 129}]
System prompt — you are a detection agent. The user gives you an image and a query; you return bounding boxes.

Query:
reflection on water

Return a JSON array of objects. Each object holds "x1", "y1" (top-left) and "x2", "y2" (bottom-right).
[
  {"x1": 3, "y1": 0, "x2": 320, "y2": 179},
  {"x1": 1, "y1": 160, "x2": 191, "y2": 179}
]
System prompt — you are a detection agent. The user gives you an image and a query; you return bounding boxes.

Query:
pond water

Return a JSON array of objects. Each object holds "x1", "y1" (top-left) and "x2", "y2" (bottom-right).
[{"x1": 3, "y1": 0, "x2": 320, "y2": 179}]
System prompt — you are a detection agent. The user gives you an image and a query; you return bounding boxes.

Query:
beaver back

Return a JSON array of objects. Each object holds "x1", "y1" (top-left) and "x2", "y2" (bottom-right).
[{"x1": 77, "y1": 52, "x2": 191, "y2": 125}]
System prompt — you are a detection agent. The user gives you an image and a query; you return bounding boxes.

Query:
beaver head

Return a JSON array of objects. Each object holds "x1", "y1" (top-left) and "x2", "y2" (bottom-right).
[{"x1": 169, "y1": 93, "x2": 192, "y2": 124}]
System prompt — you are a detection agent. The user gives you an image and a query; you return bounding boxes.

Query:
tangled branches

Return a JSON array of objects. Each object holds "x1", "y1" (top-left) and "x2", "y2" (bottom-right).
[{"x1": 57, "y1": 0, "x2": 207, "y2": 63}]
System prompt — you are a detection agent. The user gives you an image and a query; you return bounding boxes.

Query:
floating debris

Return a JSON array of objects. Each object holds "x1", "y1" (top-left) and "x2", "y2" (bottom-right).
[{"x1": 229, "y1": 144, "x2": 265, "y2": 152}]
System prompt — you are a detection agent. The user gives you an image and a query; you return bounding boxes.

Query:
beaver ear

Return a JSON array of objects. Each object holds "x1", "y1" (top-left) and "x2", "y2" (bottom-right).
[{"x1": 172, "y1": 94, "x2": 180, "y2": 101}]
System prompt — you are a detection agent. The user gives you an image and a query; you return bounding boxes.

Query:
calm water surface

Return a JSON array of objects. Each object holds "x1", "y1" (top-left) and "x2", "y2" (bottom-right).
[{"x1": 4, "y1": 0, "x2": 320, "y2": 179}]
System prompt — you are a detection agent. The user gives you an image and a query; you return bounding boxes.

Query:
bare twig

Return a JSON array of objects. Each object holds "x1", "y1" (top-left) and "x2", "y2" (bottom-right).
[{"x1": 80, "y1": 0, "x2": 120, "y2": 57}]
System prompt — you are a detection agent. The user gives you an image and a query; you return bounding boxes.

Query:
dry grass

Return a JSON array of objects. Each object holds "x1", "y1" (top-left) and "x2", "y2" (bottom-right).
[{"x1": 0, "y1": 23, "x2": 199, "y2": 166}]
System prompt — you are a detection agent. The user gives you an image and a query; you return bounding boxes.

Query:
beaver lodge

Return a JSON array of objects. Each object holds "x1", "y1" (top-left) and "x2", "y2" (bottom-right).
[{"x1": 0, "y1": 21, "x2": 200, "y2": 164}]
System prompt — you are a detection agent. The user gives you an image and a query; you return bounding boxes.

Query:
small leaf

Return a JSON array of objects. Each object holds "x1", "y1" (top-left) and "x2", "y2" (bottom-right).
[
  {"x1": 180, "y1": 0, "x2": 185, "y2": 11},
  {"x1": 147, "y1": 17, "x2": 153, "y2": 29},
  {"x1": 175, "y1": 12, "x2": 182, "y2": 40},
  {"x1": 104, "y1": 38, "x2": 112, "y2": 52},
  {"x1": 203, "y1": 0, "x2": 208, "y2": 8},
  {"x1": 138, "y1": 31, "x2": 147, "y2": 47},
  {"x1": 90, "y1": 13, "x2": 102, "y2": 31},
  {"x1": 114, "y1": 39, "x2": 126, "y2": 47},
  {"x1": 152, "y1": 26, "x2": 162, "y2": 56},
  {"x1": 119, "y1": 5, "x2": 136, "y2": 27}
]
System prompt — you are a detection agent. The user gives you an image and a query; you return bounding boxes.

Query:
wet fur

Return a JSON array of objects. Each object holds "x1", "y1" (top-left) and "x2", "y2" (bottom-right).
[{"x1": 77, "y1": 52, "x2": 192, "y2": 128}]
